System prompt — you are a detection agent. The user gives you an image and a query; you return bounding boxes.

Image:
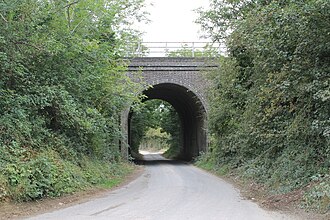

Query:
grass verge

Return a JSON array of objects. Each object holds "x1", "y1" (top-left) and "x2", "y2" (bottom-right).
[
  {"x1": 194, "y1": 152, "x2": 329, "y2": 219},
  {"x1": 0, "y1": 160, "x2": 140, "y2": 219}
]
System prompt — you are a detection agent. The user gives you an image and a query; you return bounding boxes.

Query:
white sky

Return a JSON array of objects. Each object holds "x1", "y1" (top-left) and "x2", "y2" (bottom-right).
[{"x1": 137, "y1": 0, "x2": 209, "y2": 42}]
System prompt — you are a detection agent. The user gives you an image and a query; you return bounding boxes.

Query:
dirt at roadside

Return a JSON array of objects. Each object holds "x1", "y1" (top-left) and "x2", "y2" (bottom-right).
[
  {"x1": 0, "y1": 165, "x2": 144, "y2": 220},
  {"x1": 220, "y1": 173, "x2": 329, "y2": 220}
]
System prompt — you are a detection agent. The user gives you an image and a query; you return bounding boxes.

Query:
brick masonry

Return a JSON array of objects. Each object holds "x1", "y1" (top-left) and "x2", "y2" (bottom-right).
[
  {"x1": 126, "y1": 57, "x2": 218, "y2": 111},
  {"x1": 121, "y1": 57, "x2": 218, "y2": 160}
]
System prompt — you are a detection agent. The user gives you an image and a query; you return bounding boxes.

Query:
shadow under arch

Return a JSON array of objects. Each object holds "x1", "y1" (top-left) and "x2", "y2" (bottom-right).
[{"x1": 128, "y1": 83, "x2": 207, "y2": 161}]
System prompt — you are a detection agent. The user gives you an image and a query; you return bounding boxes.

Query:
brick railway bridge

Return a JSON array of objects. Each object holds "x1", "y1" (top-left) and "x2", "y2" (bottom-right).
[
  {"x1": 121, "y1": 44, "x2": 220, "y2": 160},
  {"x1": 121, "y1": 57, "x2": 218, "y2": 160}
]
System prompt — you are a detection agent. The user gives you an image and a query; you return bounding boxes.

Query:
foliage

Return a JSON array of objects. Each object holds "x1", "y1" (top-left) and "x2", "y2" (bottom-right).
[
  {"x1": 166, "y1": 43, "x2": 220, "y2": 57},
  {"x1": 195, "y1": 152, "x2": 230, "y2": 175},
  {"x1": 160, "y1": 104, "x2": 181, "y2": 158},
  {"x1": 130, "y1": 99, "x2": 163, "y2": 153},
  {"x1": 130, "y1": 99, "x2": 181, "y2": 156},
  {"x1": 0, "y1": 0, "x2": 146, "y2": 201},
  {"x1": 140, "y1": 127, "x2": 170, "y2": 151},
  {"x1": 197, "y1": 0, "x2": 330, "y2": 212},
  {"x1": 0, "y1": 146, "x2": 135, "y2": 202},
  {"x1": 302, "y1": 174, "x2": 330, "y2": 213}
]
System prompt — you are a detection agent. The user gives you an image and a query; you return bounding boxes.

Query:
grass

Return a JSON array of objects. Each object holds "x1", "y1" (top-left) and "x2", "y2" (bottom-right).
[
  {"x1": 98, "y1": 162, "x2": 136, "y2": 189},
  {"x1": 194, "y1": 152, "x2": 230, "y2": 176}
]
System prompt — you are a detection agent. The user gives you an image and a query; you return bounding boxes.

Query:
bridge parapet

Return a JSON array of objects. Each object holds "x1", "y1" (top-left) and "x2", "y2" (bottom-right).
[
  {"x1": 127, "y1": 57, "x2": 218, "y2": 72},
  {"x1": 125, "y1": 42, "x2": 225, "y2": 57}
]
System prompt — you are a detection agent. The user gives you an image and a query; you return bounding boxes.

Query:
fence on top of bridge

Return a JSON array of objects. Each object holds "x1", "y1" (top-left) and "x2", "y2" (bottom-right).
[{"x1": 124, "y1": 42, "x2": 226, "y2": 57}]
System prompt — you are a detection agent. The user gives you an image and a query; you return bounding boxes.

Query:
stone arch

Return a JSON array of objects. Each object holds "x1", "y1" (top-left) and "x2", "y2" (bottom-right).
[
  {"x1": 126, "y1": 57, "x2": 218, "y2": 112},
  {"x1": 120, "y1": 57, "x2": 217, "y2": 160},
  {"x1": 127, "y1": 83, "x2": 207, "y2": 160}
]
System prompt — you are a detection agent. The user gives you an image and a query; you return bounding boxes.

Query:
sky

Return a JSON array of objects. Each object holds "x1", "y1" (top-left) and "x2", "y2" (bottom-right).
[{"x1": 137, "y1": 0, "x2": 209, "y2": 42}]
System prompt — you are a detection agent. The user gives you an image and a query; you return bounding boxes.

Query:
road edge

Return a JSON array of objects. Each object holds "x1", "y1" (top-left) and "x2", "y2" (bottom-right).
[
  {"x1": 192, "y1": 164, "x2": 329, "y2": 220},
  {"x1": 0, "y1": 164, "x2": 145, "y2": 220}
]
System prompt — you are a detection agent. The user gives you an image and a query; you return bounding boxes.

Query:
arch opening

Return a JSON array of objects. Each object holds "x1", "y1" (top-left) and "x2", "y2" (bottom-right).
[
  {"x1": 128, "y1": 83, "x2": 207, "y2": 161},
  {"x1": 129, "y1": 99, "x2": 181, "y2": 158}
]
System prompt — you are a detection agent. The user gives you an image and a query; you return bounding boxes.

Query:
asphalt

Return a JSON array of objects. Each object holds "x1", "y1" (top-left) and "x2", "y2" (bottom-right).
[{"x1": 26, "y1": 152, "x2": 296, "y2": 220}]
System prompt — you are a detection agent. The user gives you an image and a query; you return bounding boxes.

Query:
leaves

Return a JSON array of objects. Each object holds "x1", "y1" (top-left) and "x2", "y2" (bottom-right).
[
  {"x1": 0, "y1": 0, "x2": 147, "y2": 201},
  {"x1": 130, "y1": 100, "x2": 181, "y2": 156},
  {"x1": 199, "y1": 0, "x2": 330, "y2": 212}
]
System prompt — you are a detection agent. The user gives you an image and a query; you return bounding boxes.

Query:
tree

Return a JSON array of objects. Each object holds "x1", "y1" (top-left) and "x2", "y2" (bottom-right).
[
  {"x1": 166, "y1": 43, "x2": 220, "y2": 57},
  {"x1": 0, "y1": 0, "x2": 148, "y2": 201},
  {"x1": 130, "y1": 99, "x2": 181, "y2": 157},
  {"x1": 197, "y1": 0, "x2": 330, "y2": 212}
]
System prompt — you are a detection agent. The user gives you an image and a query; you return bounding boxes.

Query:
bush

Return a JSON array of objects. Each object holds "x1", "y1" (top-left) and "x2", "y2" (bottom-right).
[
  {"x1": 302, "y1": 175, "x2": 330, "y2": 213},
  {"x1": 0, "y1": 0, "x2": 145, "y2": 201},
  {"x1": 197, "y1": 0, "x2": 330, "y2": 212}
]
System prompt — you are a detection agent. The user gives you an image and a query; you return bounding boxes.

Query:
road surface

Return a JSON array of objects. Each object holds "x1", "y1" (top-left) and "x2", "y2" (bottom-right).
[{"x1": 27, "y1": 152, "x2": 295, "y2": 220}]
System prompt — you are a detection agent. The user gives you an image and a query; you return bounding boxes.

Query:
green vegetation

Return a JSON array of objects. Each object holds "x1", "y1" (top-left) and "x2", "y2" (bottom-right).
[
  {"x1": 166, "y1": 43, "x2": 220, "y2": 57},
  {"x1": 130, "y1": 100, "x2": 164, "y2": 154},
  {"x1": 140, "y1": 127, "x2": 170, "y2": 152},
  {"x1": 130, "y1": 100, "x2": 181, "y2": 157},
  {"x1": 160, "y1": 104, "x2": 181, "y2": 158},
  {"x1": 1, "y1": 0, "x2": 328, "y2": 214},
  {"x1": 196, "y1": 0, "x2": 330, "y2": 213},
  {"x1": 98, "y1": 162, "x2": 135, "y2": 189},
  {"x1": 0, "y1": 0, "x2": 147, "y2": 202}
]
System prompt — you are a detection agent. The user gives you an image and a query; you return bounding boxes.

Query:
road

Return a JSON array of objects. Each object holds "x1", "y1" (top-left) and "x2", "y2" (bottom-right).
[{"x1": 27, "y1": 152, "x2": 296, "y2": 220}]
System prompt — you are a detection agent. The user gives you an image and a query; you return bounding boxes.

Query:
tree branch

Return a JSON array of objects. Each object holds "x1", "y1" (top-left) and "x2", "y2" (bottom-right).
[
  {"x1": 63, "y1": 1, "x2": 79, "y2": 9},
  {"x1": 67, "y1": 7, "x2": 71, "y2": 28},
  {"x1": 14, "y1": 41, "x2": 44, "y2": 51},
  {"x1": 70, "y1": 18, "x2": 86, "y2": 34},
  {"x1": 0, "y1": 13, "x2": 8, "y2": 23},
  {"x1": 64, "y1": 1, "x2": 79, "y2": 29}
]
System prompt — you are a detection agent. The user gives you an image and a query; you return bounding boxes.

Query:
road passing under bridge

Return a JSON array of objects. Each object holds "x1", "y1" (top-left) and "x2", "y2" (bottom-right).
[{"x1": 27, "y1": 152, "x2": 295, "y2": 220}]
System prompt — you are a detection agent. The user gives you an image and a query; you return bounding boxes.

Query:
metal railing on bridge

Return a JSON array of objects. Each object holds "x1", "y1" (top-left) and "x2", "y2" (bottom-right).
[{"x1": 124, "y1": 42, "x2": 226, "y2": 57}]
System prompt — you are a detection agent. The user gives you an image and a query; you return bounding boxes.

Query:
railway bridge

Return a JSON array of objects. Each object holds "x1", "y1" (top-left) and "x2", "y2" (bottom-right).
[{"x1": 121, "y1": 43, "x2": 220, "y2": 160}]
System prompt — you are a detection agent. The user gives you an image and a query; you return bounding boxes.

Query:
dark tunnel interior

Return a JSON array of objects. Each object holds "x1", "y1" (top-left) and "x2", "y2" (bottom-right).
[{"x1": 128, "y1": 83, "x2": 207, "y2": 160}]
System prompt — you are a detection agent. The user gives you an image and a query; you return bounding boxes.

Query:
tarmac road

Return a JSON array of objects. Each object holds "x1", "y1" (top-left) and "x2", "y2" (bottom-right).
[{"x1": 27, "y1": 152, "x2": 295, "y2": 220}]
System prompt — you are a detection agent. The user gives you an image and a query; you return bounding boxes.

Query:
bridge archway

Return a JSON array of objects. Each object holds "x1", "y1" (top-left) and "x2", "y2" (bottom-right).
[
  {"x1": 122, "y1": 57, "x2": 217, "y2": 160},
  {"x1": 128, "y1": 83, "x2": 207, "y2": 160}
]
